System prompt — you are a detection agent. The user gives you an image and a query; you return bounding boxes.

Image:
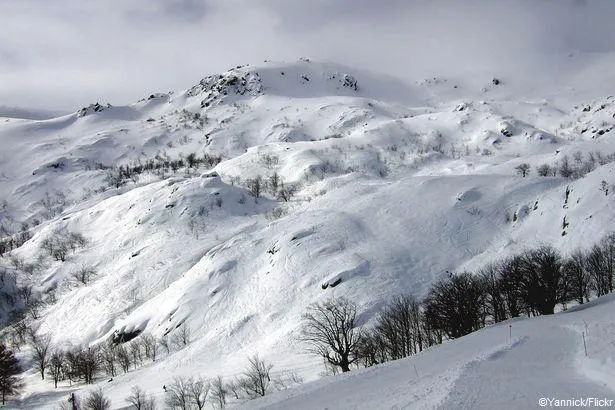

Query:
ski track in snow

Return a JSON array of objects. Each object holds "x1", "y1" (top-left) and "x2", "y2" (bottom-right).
[{"x1": 439, "y1": 326, "x2": 612, "y2": 410}]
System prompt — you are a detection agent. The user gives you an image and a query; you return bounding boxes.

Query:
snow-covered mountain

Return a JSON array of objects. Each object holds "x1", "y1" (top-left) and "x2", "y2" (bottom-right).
[{"x1": 1, "y1": 57, "x2": 615, "y2": 408}]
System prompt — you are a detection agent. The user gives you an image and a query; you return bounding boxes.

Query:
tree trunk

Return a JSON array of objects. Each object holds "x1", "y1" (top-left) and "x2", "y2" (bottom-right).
[{"x1": 340, "y1": 358, "x2": 351, "y2": 372}]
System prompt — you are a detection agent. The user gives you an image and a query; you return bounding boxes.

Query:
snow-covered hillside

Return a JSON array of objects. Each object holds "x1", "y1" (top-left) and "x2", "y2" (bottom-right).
[
  {"x1": 239, "y1": 293, "x2": 615, "y2": 410},
  {"x1": 1, "y1": 58, "x2": 615, "y2": 408}
]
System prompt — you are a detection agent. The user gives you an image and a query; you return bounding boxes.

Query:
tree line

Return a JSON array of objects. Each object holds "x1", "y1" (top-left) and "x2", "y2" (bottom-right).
[
  {"x1": 104, "y1": 151, "x2": 223, "y2": 189},
  {"x1": 300, "y1": 231, "x2": 615, "y2": 373},
  {"x1": 516, "y1": 150, "x2": 615, "y2": 179}
]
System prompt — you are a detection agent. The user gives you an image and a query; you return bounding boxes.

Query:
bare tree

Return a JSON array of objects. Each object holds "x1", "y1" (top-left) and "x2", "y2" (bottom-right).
[
  {"x1": 600, "y1": 232, "x2": 615, "y2": 293},
  {"x1": 129, "y1": 340, "x2": 143, "y2": 369},
  {"x1": 479, "y1": 263, "x2": 507, "y2": 323},
  {"x1": 0, "y1": 344, "x2": 23, "y2": 405},
  {"x1": 140, "y1": 334, "x2": 158, "y2": 362},
  {"x1": 519, "y1": 246, "x2": 567, "y2": 315},
  {"x1": 564, "y1": 250, "x2": 592, "y2": 304},
  {"x1": 83, "y1": 388, "x2": 111, "y2": 410},
  {"x1": 372, "y1": 294, "x2": 423, "y2": 361},
  {"x1": 268, "y1": 172, "x2": 281, "y2": 196},
  {"x1": 125, "y1": 385, "x2": 156, "y2": 410},
  {"x1": 25, "y1": 320, "x2": 42, "y2": 344},
  {"x1": 498, "y1": 255, "x2": 526, "y2": 318},
  {"x1": 71, "y1": 266, "x2": 96, "y2": 286},
  {"x1": 25, "y1": 298, "x2": 44, "y2": 320},
  {"x1": 423, "y1": 272, "x2": 487, "y2": 339},
  {"x1": 48, "y1": 349, "x2": 65, "y2": 388},
  {"x1": 246, "y1": 176, "x2": 263, "y2": 202},
  {"x1": 186, "y1": 152, "x2": 199, "y2": 168},
  {"x1": 600, "y1": 180, "x2": 610, "y2": 196},
  {"x1": 558, "y1": 155, "x2": 574, "y2": 178},
  {"x1": 104, "y1": 169, "x2": 125, "y2": 189},
  {"x1": 276, "y1": 183, "x2": 297, "y2": 202},
  {"x1": 210, "y1": 375, "x2": 227, "y2": 409},
  {"x1": 8, "y1": 319, "x2": 28, "y2": 351},
  {"x1": 356, "y1": 330, "x2": 384, "y2": 368},
  {"x1": 171, "y1": 323, "x2": 190, "y2": 350},
  {"x1": 101, "y1": 344, "x2": 116, "y2": 377},
  {"x1": 51, "y1": 241, "x2": 70, "y2": 262},
  {"x1": 515, "y1": 163, "x2": 531, "y2": 177},
  {"x1": 300, "y1": 298, "x2": 363, "y2": 373},
  {"x1": 158, "y1": 336, "x2": 171, "y2": 354},
  {"x1": 165, "y1": 377, "x2": 190, "y2": 410},
  {"x1": 40, "y1": 231, "x2": 88, "y2": 262},
  {"x1": 66, "y1": 346, "x2": 100, "y2": 384},
  {"x1": 237, "y1": 355, "x2": 273, "y2": 398},
  {"x1": 116, "y1": 344, "x2": 131, "y2": 373},
  {"x1": 32, "y1": 334, "x2": 52, "y2": 380},
  {"x1": 189, "y1": 376, "x2": 210, "y2": 410}
]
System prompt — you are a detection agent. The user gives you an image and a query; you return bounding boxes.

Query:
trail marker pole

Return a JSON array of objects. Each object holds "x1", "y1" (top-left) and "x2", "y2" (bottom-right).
[
  {"x1": 582, "y1": 331, "x2": 588, "y2": 357},
  {"x1": 413, "y1": 363, "x2": 419, "y2": 378},
  {"x1": 509, "y1": 324, "x2": 512, "y2": 341}
]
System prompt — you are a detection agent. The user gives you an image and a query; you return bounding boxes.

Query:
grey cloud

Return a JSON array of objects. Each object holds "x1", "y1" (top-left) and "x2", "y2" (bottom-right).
[
  {"x1": 125, "y1": 0, "x2": 212, "y2": 25},
  {"x1": 1, "y1": 0, "x2": 615, "y2": 110}
]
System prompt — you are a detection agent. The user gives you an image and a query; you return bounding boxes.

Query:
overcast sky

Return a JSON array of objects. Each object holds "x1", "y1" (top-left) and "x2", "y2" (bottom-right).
[{"x1": 1, "y1": 0, "x2": 614, "y2": 111}]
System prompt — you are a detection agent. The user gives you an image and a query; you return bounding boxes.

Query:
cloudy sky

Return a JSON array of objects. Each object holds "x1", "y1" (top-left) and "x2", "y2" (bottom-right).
[{"x1": 1, "y1": 0, "x2": 614, "y2": 111}]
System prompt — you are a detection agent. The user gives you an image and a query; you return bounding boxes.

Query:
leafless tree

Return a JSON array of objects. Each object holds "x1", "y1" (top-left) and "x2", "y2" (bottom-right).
[
  {"x1": 268, "y1": 172, "x2": 280, "y2": 196},
  {"x1": 8, "y1": 319, "x2": 28, "y2": 350},
  {"x1": 498, "y1": 255, "x2": 525, "y2": 318},
  {"x1": 171, "y1": 323, "x2": 190, "y2": 350},
  {"x1": 300, "y1": 298, "x2": 362, "y2": 373},
  {"x1": 564, "y1": 250, "x2": 592, "y2": 304},
  {"x1": 66, "y1": 346, "x2": 100, "y2": 384},
  {"x1": 519, "y1": 246, "x2": 567, "y2": 315},
  {"x1": 83, "y1": 388, "x2": 111, "y2": 410},
  {"x1": 246, "y1": 176, "x2": 263, "y2": 202},
  {"x1": 129, "y1": 340, "x2": 143, "y2": 369},
  {"x1": 600, "y1": 232, "x2": 615, "y2": 293},
  {"x1": 276, "y1": 183, "x2": 297, "y2": 202},
  {"x1": 140, "y1": 334, "x2": 158, "y2": 362},
  {"x1": 515, "y1": 163, "x2": 531, "y2": 177},
  {"x1": 105, "y1": 169, "x2": 125, "y2": 189},
  {"x1": 125, "y1": 385, "x2": 156, "y2": 410},
  {"x1": 165, "y1": 377, "x2": 190, "y2": 410},
  {"x1": 356, "y1": 330, "x2": 385, "y2": 368},
  {"x1": 101, "y1": 344, "x2": 117, "y2": 377},
  {"x1": 210, "y1": 375, "x2": 227, "y2": 409},
  {"x1": 116, "y1": 344, "x2": 131, "y2": 373},
  {"x1": 479, "y1": 263, "x2": 507, "y2": 323},
  {"x1": 226, "y1": 380, "x2": 241, "y2": 401},
  {"x1": 372, "y1": 294, "x2": 423, "y2": 360},
  {"x1": 32, "y1": 334, "x2": 52, "y2": 379},
  {"x1": 558, "y1": 155, "x2": 574, "y2": 178},
  {"x1": 186, "y1": 152, "x2": 199, "y2": 168},
  {"x1": 48, "y1": 349, "x2": 65, "y2": 388},
  {"x1": 0, "y1": 344, "x2": 23, "y2": 405},
  {"x1": 71, "y1": 266, "x2": 96, "y2": 286},
  {"x1": 158, "y1": 336, "x2": 171, "y2": 354},
  {"x1": 423, "y1": 272, "x2": 487, "y2": 339},
  {"x1": 188, "y1": 376, "x2": 210, "y2": 410},
  {"x1": 51, "y1": 241, "x2": 70, "y2": 262},
  {"x1": 237, "y1": 355, "x2": 273, "y2": 398}
]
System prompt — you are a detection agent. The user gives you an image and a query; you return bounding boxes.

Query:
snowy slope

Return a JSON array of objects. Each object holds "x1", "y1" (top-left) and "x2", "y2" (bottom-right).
[
  {"x1": 239, "y1": 293, "x2": 615, "y2": 410},
  {"x1": 0, "y1": 57, "x2": 615, "y2": 408}
]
